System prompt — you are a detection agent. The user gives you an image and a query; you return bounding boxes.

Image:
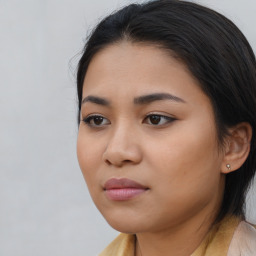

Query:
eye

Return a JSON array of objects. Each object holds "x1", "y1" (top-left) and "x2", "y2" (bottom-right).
[
  {"x1": 82, "y1": 115, "x2": 110, "y2": 127},
  {"x1": 144, "y1": 114, "x2": 175, "y2": 126}
]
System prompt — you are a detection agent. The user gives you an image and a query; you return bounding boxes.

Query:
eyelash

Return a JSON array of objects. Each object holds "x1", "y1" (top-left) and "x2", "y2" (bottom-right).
[
  {"x1": 82, "y1": 114, "x2": 176, "y2": 128},
  {"x1": 82, "y1": 115, "x2": 110, "y2": 127},
  {"x1": 144, "y1": 114, "x2": 176, "y2": 126}
]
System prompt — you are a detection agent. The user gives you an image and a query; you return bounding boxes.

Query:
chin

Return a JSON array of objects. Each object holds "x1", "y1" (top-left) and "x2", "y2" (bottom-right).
[
  {"x1": 101, "y1": 210, "x2": 147, "y2": 234},
  {"x1": 104, "y1": 216, "x2": 140, "y2": 233}
]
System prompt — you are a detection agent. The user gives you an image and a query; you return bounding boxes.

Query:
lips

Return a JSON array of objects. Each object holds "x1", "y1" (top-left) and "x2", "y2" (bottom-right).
[{"x1": 104, "y1": 178, "x2": 148, "y2": 201}]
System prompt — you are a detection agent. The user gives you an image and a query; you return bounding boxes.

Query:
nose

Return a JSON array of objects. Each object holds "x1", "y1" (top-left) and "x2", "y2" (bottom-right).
[{"x1": 102, "y1": 126, "x2": 143, "y2": 167}]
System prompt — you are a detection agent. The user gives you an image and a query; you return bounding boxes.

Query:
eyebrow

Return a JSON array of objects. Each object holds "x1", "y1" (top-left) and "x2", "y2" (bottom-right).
[
  {"x1": 82, "y1": 95, "x2": 110, "y2": 106},
  {"x1": 134, "y1": 93, "x2": 186, "y2": 104},
  {"x1": 81, "y1": 92, "x2": 186, "y2": 106}
]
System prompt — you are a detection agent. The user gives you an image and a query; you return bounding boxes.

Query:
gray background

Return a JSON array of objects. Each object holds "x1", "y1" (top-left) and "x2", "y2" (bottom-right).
[{"x1": 0, "y1": 0, "x2": 255, "y2": 255}]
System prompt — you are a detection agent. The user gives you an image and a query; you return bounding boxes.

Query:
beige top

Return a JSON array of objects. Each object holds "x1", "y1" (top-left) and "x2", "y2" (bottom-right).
[
  {"x1": 99, "y1": 216, "x2": 256, "y2": 256},
  {"x1": 227, "y1": 220, "x2": 256, "y2": 255}
]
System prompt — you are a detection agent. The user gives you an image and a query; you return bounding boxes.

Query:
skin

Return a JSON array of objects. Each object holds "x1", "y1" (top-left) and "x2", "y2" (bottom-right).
[{"x1": 77, "y1": 41, "x2": 231, "y2": 256}]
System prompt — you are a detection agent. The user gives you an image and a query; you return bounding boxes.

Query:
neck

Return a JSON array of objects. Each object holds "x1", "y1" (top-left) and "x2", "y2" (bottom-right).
[{"x1": 135, "y1": 208, "x2": 220, "y2": 256}]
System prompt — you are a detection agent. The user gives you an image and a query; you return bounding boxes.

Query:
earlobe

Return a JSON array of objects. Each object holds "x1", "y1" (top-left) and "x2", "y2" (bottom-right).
[{"x1": 221, "y1": 122, "x2": 252, "y2": 174}]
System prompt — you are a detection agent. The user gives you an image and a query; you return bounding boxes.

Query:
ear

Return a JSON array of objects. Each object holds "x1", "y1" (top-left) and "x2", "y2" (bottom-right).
[{"x1": 221, "y1": 122, "x2": 252, "y2": 174}]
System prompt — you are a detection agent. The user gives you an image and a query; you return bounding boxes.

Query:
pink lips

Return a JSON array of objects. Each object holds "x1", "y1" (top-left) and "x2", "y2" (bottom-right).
[{"x1": 104, "y1": 178, "x2": 148, "y2": 201}]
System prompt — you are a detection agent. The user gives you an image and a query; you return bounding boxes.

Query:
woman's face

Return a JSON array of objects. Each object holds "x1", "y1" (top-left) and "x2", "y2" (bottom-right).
[{"x1": 77, "y1": 42, "x2": 226, "y2": 233}]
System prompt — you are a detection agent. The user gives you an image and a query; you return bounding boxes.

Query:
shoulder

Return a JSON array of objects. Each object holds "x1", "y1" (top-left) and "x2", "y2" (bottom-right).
[{"x1": 228, "y1": 221, "x2": 256, "y2": 256}]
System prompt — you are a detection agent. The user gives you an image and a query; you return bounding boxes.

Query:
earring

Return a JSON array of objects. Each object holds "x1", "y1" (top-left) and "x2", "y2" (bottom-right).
[{"x1": 226, "y1": 164, "x2": 231, "y2": 171}]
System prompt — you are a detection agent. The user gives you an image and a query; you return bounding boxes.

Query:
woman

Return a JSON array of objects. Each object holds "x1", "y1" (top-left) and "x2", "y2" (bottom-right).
[{"x1": 76, "y1": 0, "x2": 256, "y2": 255}]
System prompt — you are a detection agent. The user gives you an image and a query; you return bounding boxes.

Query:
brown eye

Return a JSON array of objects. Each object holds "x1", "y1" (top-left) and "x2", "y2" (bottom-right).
[
  {"x1": 93, "y1": 116, "x2": 104, "y2": 125},
  {"x1": 83, "y1": 115, "x2": 110, "y2": 127},
  {"x1": 144, "y1": 114, "x2": 176, "y2": 126},
  {"x1": 149, "y1": 115, "x2": 161, "y2": 125}
]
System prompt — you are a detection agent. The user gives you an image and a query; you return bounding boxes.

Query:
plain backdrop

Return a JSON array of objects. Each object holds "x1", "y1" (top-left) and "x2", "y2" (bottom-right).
[{"x1": 0, "y1": 0, "x2": 255, "y2": 255}]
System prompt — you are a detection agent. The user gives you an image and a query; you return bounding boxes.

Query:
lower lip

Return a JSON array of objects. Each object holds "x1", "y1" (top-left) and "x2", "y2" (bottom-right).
[{"x1": 105, "y1": 188, "x2": 147, "y2": 201}]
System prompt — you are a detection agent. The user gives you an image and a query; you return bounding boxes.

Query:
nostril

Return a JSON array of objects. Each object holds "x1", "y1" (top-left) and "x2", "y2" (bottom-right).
[
  {"x1": 104, "y1": 159, "x2": 132, "y2": 166},
  {"x1": 105, "y1": 159, "x2": 112, "y2": 165},
  {"x1": 123, "y1": 159, "x2": 132, "y2": 163}
]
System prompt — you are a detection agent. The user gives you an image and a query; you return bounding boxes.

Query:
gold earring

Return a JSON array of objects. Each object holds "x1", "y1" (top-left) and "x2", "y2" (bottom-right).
[{"x1": 226, "y1": 164, "x2": 231, "y2": 171}]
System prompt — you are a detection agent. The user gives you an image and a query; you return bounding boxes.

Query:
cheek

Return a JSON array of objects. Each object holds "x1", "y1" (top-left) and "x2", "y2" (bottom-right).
[
  {"x1": 77, "y1": 131, "x2": 102, "y2": 187},
  {"x1": 150, "y1": 124, "x2": 217, "y2": 163},
  {"x1": 143, "y1": 134, "x2": 223, "y2": 224},
  {"x1": 146, "y1": 121, "x2": 222, "y2": 196}
]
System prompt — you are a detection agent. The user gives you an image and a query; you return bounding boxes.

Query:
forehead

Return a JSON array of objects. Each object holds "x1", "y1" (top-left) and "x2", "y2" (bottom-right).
[{"x1": 82, "y1": 41, "x2": 209, "y2": 106}]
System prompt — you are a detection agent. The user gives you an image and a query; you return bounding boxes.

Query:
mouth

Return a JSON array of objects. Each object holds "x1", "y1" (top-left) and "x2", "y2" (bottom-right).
[{"x1": 103, "y1": 178, "x2": 149, "y2": 201}]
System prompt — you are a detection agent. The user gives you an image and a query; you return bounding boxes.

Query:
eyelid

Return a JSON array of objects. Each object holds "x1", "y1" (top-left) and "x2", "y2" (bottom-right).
[
  {"x1": 143, "y1": 113, "x2": 177, "y2": 125},
  {"x1": 82, "y1": 114, "x2": 110, "y2": 127}
]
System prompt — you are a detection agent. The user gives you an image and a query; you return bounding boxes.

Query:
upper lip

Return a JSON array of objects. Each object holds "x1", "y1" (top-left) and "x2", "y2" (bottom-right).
[{"x1": 104, "y1": 178, "x2": 148, "y2": 190}]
